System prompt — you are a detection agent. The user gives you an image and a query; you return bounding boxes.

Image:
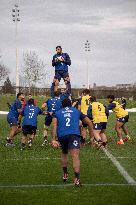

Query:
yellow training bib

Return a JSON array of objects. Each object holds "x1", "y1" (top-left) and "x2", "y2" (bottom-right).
[
  {"x1": 92, "y1": 102, "x2": 108, "y2": 123},
  {"x1": 80, "y1": 95, "x2": 90, "y2": 115},
  {"x1": 112, "y1": 101, "x2": 128, "y2": 118}
]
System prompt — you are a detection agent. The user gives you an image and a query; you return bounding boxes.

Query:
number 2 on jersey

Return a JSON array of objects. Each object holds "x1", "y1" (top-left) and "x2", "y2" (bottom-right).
[{"x1": 66, "y1": 118, "x2": 71, "y2": 126}]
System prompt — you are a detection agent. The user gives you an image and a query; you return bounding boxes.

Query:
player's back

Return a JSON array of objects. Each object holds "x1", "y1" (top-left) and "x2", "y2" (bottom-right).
[
  {"x1": 112, "y1": 101, "x2": 128, "y2": 118},
  {"x1": 22, "y1": 104, "x2": 42, "y2": 127},
  {"x1": 92, "y1": 102, "x2": 108, "y2": 123},
  {"x1": 55, "y1": 107, "x2": 81, "y2": 138},
  {"x1": 80, "y1": 95, "x2": 90, "y2": 115},
  {"x1": 47, "y1": 97, "x2": 62, "y2": 113}
]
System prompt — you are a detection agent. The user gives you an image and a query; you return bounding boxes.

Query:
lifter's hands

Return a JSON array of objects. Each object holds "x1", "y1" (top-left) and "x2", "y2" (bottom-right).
[
  {"x1": 51, "y1": 140, "x2": 60, "y2": 148},
  {"x1": 55, "y1": 57, "x2": 65, "y2": 62}
]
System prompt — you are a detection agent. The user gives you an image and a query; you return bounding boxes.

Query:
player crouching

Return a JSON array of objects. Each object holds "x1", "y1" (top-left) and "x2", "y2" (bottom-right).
[
  {"x1": 18, "y1": 99, "x2": 43, "y2": 150},
  {"x1": 51, "y1": 98, "x2": 92, "y2": 186},
  {"x1": 87, "y1": 96, "x2": 109, "y2": 149}
]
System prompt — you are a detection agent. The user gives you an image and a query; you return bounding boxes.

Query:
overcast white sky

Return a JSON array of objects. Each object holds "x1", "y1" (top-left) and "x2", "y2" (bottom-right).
[{"x1": 0, "y1": 0, "x2": 136, "y2": 88}]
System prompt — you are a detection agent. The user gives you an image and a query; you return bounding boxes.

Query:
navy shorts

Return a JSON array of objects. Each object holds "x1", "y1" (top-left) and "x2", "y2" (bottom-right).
[
  {"x1": 117, "y1": 115, "x2": 129, "y2": 124},
  {"x1": 93, "y1": 122, "x2": 107, "y2": 130},
  {"x1": 54, "y1": 70, "x2": 69, "y2": 81},
  {"x1": 58, "y1": 135, "x2": 81, "y2": 154},
  {"x1": 22, "y1": 125, "x2": 37, "y2": 136},
  {"x1": 7, "y1": 116, "x2": 18, "y2": 127},
  {"x1": 45, "y1": 114, "x2": 53, "y2": 126}
]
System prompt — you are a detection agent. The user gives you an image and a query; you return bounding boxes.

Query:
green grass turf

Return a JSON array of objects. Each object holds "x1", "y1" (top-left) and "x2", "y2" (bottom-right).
[
  {"x1": 1, "y1": 186, "x2": 136, "y2": 205},
  {"x1": 0, "y1": 95, "x2": 47, "y2": 111},
  {"x1": 0, "y1": 113, "x2": 136, "y2": 204}
]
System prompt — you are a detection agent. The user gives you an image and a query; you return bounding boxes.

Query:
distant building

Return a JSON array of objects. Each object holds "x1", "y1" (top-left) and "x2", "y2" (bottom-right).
[
  {"x1": 116, "y1": 84, "x2": 133, "y2": 89},
  {"x1": 93, "y1": 83, "x2": 115, "y2": 90}
]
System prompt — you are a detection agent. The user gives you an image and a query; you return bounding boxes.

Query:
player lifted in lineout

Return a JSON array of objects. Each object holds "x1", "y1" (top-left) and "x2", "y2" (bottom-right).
[
  {"x1": 51, "y1": 46, "x2": 71, "y2": 96},
  {"x1": 107, "y1": 95, "x2": 130, "y2": 144}
]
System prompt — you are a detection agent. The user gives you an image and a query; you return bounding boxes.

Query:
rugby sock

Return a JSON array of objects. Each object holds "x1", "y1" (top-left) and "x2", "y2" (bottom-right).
[
  {"x1": 63, "y1": 167, "x2": 68, "y2": 174},
  {"x1": 28, "y1": 139, "x2": 32, "y2": 146},
  {"x1": 74, "y1": 172, "x2": 80, "y2": 179},
  {"x1": 44, "y1": 136, "x2": 48, "y2": 140},
  {"x1": 6, "y1": 137, "x2": 12, "y2": 143},
  {"x1": 21, "y1": 143, "x2": 25, "y2": 148},
  {"x1": 80, "y1": 136, "x2": 85, "y2": 144}
]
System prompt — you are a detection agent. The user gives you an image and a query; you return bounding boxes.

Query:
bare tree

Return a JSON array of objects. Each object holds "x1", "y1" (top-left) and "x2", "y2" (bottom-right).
[
  {"x1": 0, "y1": 63, "x2": 9, "y2": 85},
  {"x1": 2, "y1": 77, "x2": 14, "y2": 94},
  {"x1": 22, "y1": 51, "x2": 47, "y2": 93}
]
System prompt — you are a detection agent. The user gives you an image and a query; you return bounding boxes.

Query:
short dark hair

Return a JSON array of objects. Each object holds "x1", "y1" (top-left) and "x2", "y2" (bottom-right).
[
  {"x1": 54, "y1": 90, "x2": 61, "y2": 97},
  {"x1": 56, "y1": 46, "x2": 62, "y2": 50},
  {"x1": 62, "y1": 98, "x2": 72, "y2": 108},
  {"x1": 107, "y1": 95, "x2": 115, "y2": 100},
  {"x1": 17, "y1": 92, "x2": 23, "y2": 98},
  {"x1": 90, "y1": 96, "x2": 96, "y2": 102},
  {"x1": 28, "y1": 98, "x2": 34, "y2": 105},
  {"x1": 82, "y1": 89, "x2": 90, "y2": 95}
]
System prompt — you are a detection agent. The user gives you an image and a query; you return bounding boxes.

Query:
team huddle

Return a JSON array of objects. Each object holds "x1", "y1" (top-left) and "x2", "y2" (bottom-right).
[{"x1": 5, "y1": 46, "x2": 130, "y2": 187}]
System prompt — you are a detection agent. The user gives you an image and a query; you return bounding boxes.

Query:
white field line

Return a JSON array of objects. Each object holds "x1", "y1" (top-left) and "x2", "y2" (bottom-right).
[
  {"x1": 101, "y1": 156, "x2": 136, "y2": 159},
  {"x1": 1, "y1": 108, "x2": 136, "y2": 115},
  {"x1": 102, "y1": 148, "x2": 136, "y2": 184},
  {"x1": 0, "y1": 183, "x2": 136, "y2": 189}
]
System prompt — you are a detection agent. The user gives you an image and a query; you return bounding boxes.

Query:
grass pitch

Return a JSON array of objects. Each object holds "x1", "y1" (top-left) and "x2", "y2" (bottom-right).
[
  {"x1": 0, "y1": 112, "x2": 136, "y2": 205},
  {"x1": 0, "y1": 95, "x2": 136, "y2": 204}
]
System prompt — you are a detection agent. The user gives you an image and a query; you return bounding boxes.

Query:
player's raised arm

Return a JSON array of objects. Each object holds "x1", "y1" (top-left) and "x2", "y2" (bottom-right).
[{"x1": 64, "y1": 53, "x2": 71, "y2": 66}]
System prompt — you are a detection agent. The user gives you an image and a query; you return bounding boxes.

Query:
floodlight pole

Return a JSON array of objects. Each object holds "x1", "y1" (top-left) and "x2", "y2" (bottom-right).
[
  {"x1": 12, "y1": 4, "x2": 20, "y2": 95},
  {"x1": 85, "y1": 40, "x2": 90, "y2": 89}
]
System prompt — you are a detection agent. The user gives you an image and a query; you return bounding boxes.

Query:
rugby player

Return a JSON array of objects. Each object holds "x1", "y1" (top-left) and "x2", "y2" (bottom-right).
[
  {"x1": 19, "y1": 98, "x2": 43, "y2": 150},
  {"x1": 78, "y1": 89, "x2": 93, "y2": 144},
  {"x1": 6, "y1": 92, "x2": 24, "y2": 146},
  {"x1": 87, "y1": 96, "x2": 109, "y2": 148},
  {"x1": 41, "y1": 90, "x2": 62, "y2": 146},
  {"x1": 107, "y1": 95, "x2": 130, "y2": 144},
  {"x1": 52, "y1": 46, "x2": 71, "y2": 95},
  {"x1": 60, "y1": 88, "x2": 71, "y2": 101},
  {"x1": 51, "y1": 98, "x2": 93, "y2": 186}
]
